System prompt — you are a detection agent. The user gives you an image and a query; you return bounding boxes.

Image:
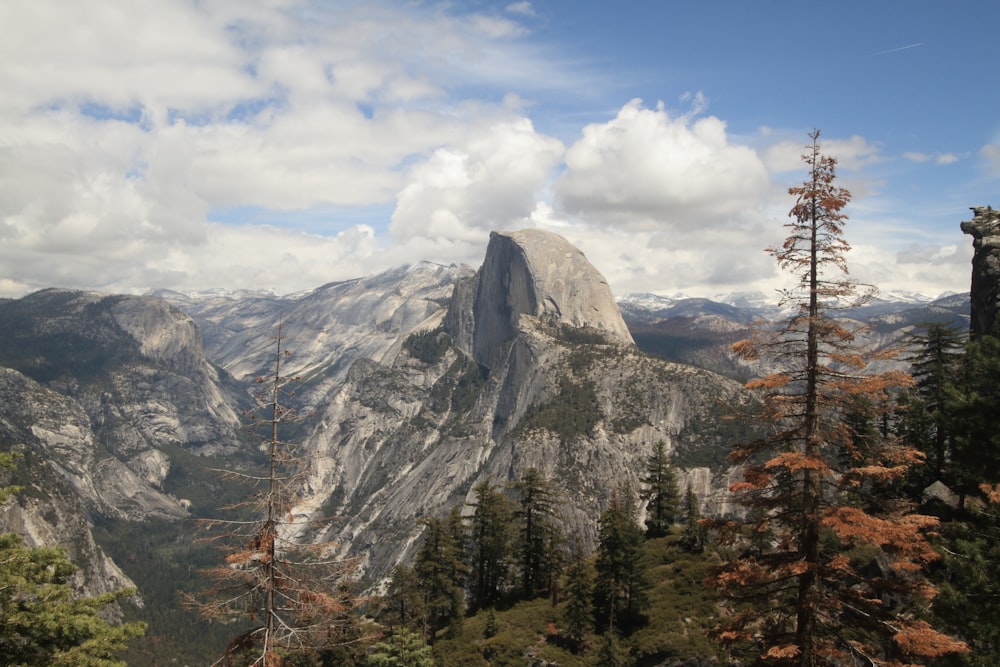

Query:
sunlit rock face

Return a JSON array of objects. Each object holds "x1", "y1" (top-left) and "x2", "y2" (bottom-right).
[
  {"x1": 464, "y1": 229, "x2": 634, "y2": 370},
  {"x1": 0, "y1": 290, "x2": 245, "y2": 595},
  {"x1": 961, "y1": 205, "x2": 1000, "y2": 338},
  {"x1": 286, "y1": 229, "x2": 750, "y2": 581}
]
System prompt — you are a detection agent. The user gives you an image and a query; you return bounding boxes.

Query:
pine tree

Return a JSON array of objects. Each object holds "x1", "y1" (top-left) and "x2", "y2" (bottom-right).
[
  {"x1": 930, "y1": 490, "x2": 1000, "y2": 665},
  {"x1": 0, "y1": 456, "x2": 146, "y2": 666},
  {"x1": 593, "y1": 631, "x2": 625, "y2": 667},
  {"x1": 899, "y1": 322, "x2": 965, "y2": 486},
  {"x1": 186, "y1": 323, "x2": 362, "y2": 666},
  {"x1": 709, "y1": 131, "x2": 967, "y2": 665},
  {"x1": 512, "y1": 468, "x2": 564, "y2": 600},
  {"x1": 593, "y1": 488, "x2": 647, "y2": 635},
  {"x1": 0, "y1": 451, "x2": 20, "y2": 504},
  {"x1": 923, "y1": 336, "x2": 1000, "y2": 664},
  {"x1": 381, "y1": 564, "x2": 425, "y2": 634},
  {"x1": 367, "y1": 628, "x2": 434, "y2": 667},
  {"x1": 561, "y1": 554, "x2": 595, "y2": 649},
  {"x1": 948, "y1": 335, "x2": 1000, "y2": 495},
  {"x1": 678, "y1": 484, "x2": 704, "y2": 553},
  {"x1": 413, "y1": 507, "x2": 468, "y2": 641},
  {"x1": 467, "y1": 480, "x2": 514, "y2": 611},
  {"x1": 639, "y1": 439, "x2": 680, "y2": 538}
]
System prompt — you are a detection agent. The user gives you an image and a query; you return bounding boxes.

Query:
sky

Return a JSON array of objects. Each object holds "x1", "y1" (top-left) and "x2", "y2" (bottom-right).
[{"x1": 1, "y1": 0, "x2": 998, "y2": 302}]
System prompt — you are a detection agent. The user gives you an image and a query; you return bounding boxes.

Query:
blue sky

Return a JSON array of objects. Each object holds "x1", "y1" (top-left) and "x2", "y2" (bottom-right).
[{"x1": 1, "y1": 0, "x2": 997, "y2": 300}]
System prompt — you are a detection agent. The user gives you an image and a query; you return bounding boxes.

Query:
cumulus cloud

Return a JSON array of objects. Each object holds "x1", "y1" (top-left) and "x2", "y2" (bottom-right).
[
  {"x1": 763, "y1": 134, "x2": 882, "y2": 173},
  {"x1": 896, "y1": 243, "x2": 959, "y2": 265},
  {"x1": 0, "y1": 1, "x2": 977, "y2": 303},
  {"x1": 0, "y1": 1, "x2": 566, "y2": 297},
  {"x1": 555, "y1": 99, "x2": 770, "y2": 230},
  {"x1": 390, "y1": 119, "x2": 564, "y2": 242}
]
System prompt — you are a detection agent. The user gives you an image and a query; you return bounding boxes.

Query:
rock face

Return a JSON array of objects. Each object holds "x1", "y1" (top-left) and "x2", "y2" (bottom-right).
[
  {"x1": 0, "y1": 290, "x2": 247, "y2": 595},
  {"x1": 462, "y1": 229, "x2": 634, "y2": 370},
  {"x1": 0, "y1": 368, "x2": 139, "y2": 599},
  {"x1": 280, "y1": 231, "x2": 750, "y2": 580},
  {"x1": 961, "y1": 205, "x2": 1000, "y2": 338}
]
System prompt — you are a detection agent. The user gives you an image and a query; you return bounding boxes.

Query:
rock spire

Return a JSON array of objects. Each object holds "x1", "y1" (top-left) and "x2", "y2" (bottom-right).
[{"x1": 960, "y1": 206, "x2": 1000, "y2": 338}]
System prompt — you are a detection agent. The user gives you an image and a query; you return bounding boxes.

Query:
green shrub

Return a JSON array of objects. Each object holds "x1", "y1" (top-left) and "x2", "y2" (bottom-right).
[{"x1": 404, "y1": 328, "x2": 452, "y2": 365}]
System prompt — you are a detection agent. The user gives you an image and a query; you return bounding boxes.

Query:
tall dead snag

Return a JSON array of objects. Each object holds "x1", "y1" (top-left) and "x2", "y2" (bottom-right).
[
  {"x1": 708, "y1": 131, "x2": 967, "y2": 666},
  {"x1": 187, "y1": 322, "x2": 362, "y2": 667}
]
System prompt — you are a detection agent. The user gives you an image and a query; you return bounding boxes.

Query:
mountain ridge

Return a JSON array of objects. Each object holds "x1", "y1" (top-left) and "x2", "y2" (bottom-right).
[{"x1": 0, "y1": 229, "x2": 973, "y2": 603}]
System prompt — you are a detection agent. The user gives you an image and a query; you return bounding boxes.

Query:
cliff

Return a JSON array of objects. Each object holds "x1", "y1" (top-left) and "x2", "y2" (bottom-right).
[
  {"x1": 283, "y1": 230, "x2": 749, "y2": 580},
  {"x1": 961, "y1": 205, "x2": 1000, "y2": 338}
]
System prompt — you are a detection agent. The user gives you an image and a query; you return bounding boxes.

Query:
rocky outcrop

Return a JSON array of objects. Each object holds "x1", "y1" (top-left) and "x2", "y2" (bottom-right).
[
  {"x1": 443, "y1": 229, "x2": 637, "y2": 441},
  {"x1": 0, "y1": 290, "x2": 244, "y2": 462},
  {"x1": 455, "y1": 229, "x2": 634, "y2": 371},
  {"x1": 0, "y1": 290, "x2": 251, "y2": 598},
  {"x1": 961, "y1": 205, "x2": 1000, "y2": 338},
  {"x1": 0, "y1": 367, "x2": 144, "y2": 598},
  {"x1": 0, "y1": 368, "x2": 185, "y2": 521}
]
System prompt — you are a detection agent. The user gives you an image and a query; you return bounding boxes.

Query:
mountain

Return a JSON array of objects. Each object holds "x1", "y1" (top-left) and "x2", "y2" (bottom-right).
[
  {"x1": 0, "y1": 366, "x2": 137, "y2": 600},
  {"x1": 0, "y1": 227, "x2": 975, "y2": 618},
  {"x1": 619, "y1": 291, "x2": 970, "y2": 378},
  {"x1": 0, "y1": 289, "x2": 256, "y2": 601},
  {"x1": 152, "y1": 230, "x2": 750, "y2": 581},
  {"x1": 261, "y1": 231, "x2": 749, "y2": 578}
]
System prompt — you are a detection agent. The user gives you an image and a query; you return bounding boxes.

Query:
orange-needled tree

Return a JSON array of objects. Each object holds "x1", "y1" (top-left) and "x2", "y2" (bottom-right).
[
  {"x1": 186, "y1": 323, "x2": 363, "y2": 667},
  {"x1": 708, "y1": 130, "x2": 967, "y2": 666}
]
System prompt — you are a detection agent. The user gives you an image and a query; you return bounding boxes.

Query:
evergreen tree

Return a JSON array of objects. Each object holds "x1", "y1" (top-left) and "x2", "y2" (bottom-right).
[
  {"x1": 0, "y1": 534, "x2": 147, "y2": 667},
  {"x1": 923, "y1": 336, "x2": 1000, "y2": 664},
  {"x1": 512, "y1": 468, "x2": 564, "y2": 600},
  {"x1": 710, "y1": 131, "x2": 967, "y2": 665},
  {"x1": 466, "y1": 480, "x2": 514, "y2": 611},
  {"x1": 593, "y1": 631, "x2": 625, "y2": 667},
  {"x1": 899, "y1": 322, "x2": 965, "y2": 486},
  {"x1": 367, "y1": 628, "x2": 435, "y2": 667},
  {"x1": 381, "y1": 565, "x2": 425, "y2": 634},
  {"x1": 561, "y1": 554, "x2": 595, "y2": 649},
  {"x1": 483, "y1": 609, "x2": 499, "y2": 639},
  {"x1": 678, "y1": 484, "x2": 704, "y2": 553},
  {"x1": 639, "y1": 440, "x2": 680, "y2": 538},
  {"x1": 593, "y1": 488, "x2": 647, "y2": 635},
  {"x1": 0, "y1": 451, "x2": 20, "y2": 504},
  {"x1": 948, "y1": 335, "x2": 1000, "y2": 496},
  {"x1": 0, "y1": 453, "x2": 146, "y2": 666},
  {"x1": 413, "y1": 507, "x2": 468, "y2": 641},
  {"x1": 930, "y1": 492, "x2": 1000, "y2": 666}
]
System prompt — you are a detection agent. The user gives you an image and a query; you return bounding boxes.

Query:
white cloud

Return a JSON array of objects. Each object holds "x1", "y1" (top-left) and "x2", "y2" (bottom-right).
[
  {"x1": 0, "y1": 1, "x2": 977, "y2": 305},
  {"x1": 506, "y1": 2, "x2": 537, "y2": 18},
  {"x1": 903, "y1": 151, "x2": 960, "y2": 165},
  {"x1": 982, "y1": 144, "x2": 1000, "y2": 176},
  {"x1": 555, "y1": 99, "x2": 770, "y2": 231},
  {"x1": 0, "y1": 1, "x2": 566, "y2": 297},
  {"x1": 390, "y1": 118, "x2": 564, "y2": 242},
  {"x1": 903, "y1": 152, "x2": 931, "y2": 163},
  {"x1": 763, "y1": 134, "x2": 882, "y2": 173}
]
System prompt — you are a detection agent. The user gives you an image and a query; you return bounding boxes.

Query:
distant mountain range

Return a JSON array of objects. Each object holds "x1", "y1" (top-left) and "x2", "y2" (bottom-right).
[{"x1": 618, "y1": 291, "x2": 969, "y2": 379}]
